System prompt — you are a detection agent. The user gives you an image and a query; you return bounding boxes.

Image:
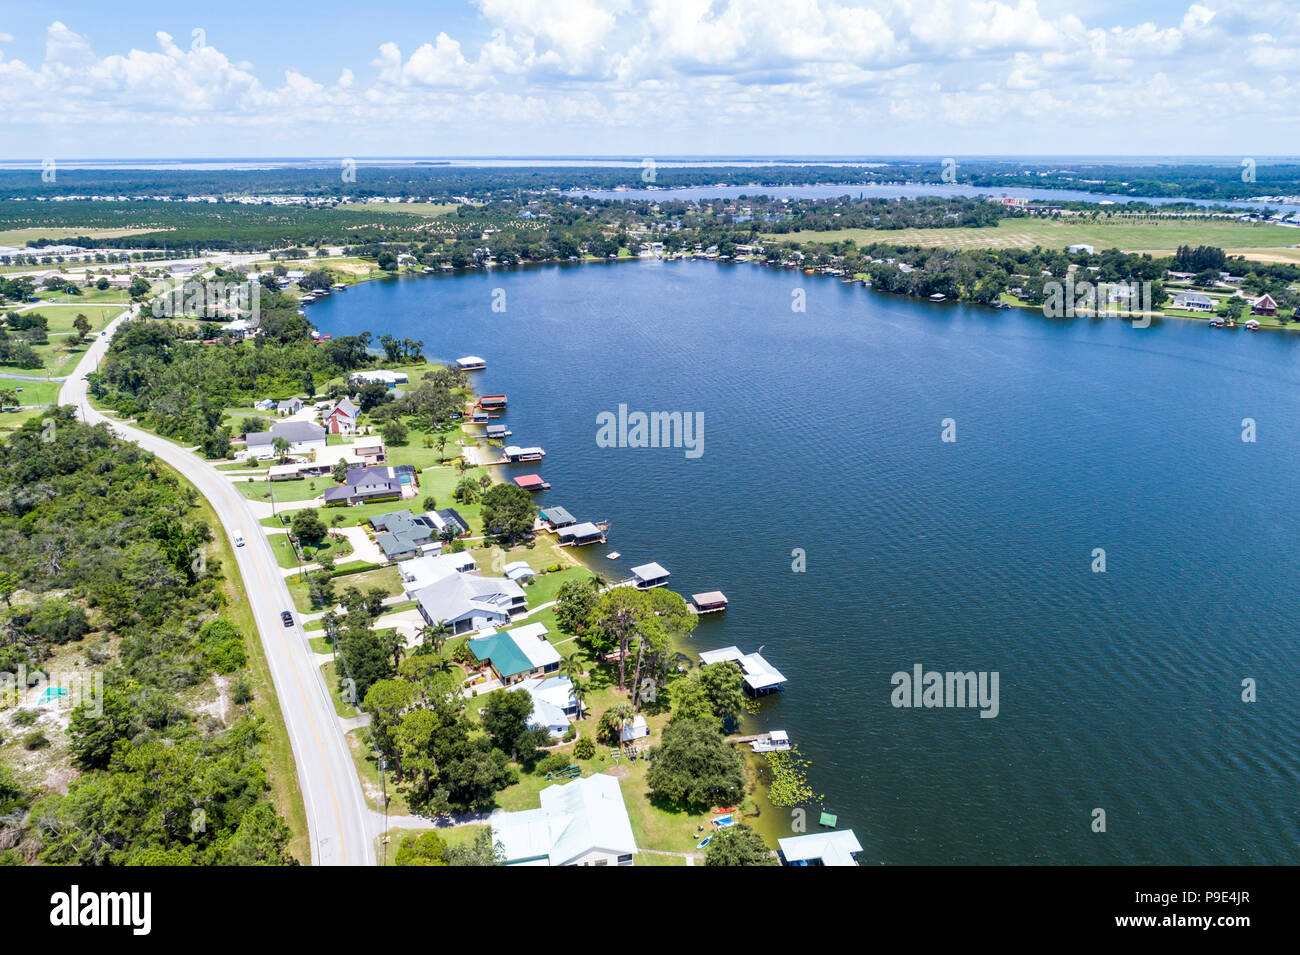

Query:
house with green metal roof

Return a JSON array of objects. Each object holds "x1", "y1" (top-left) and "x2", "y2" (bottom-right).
[{"x1": 467, "y1": 623, "x2": 561, "y2": 683}]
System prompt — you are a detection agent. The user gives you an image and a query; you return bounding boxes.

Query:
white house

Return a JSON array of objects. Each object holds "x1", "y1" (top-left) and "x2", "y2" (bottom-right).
[
  {"x1": 414, "y1": 573, "x2": 526, "y2": 634},
  {"x1": 244, "y1": 421, "x2": 327, "y2": 459},
  {"x1": 398, "y1": 551, "x2": 477, "y2": 595},
  {"x1": 516, "y1": 675, "x2": 580, "y2": 737},
  {"x1": 491, "y1": 773, "x2": 638, "y2": 866}
]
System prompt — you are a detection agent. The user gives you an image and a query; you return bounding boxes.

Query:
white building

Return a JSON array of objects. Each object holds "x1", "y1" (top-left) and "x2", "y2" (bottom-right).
[
  {"x1": 777, "y1": 830, "x2": 863, "y2": 866},
  {"x1": 491, "y1": 773, "x2": 638, "y2": 866}
]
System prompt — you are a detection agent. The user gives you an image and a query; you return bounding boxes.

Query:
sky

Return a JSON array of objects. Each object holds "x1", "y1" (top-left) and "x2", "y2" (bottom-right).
[{"x1": 1, "y1": 0, "x2": 1298, "y2": 159}]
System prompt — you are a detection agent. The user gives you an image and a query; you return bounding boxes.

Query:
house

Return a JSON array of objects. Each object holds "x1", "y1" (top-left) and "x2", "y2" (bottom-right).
[
  {"x1": 485, "y1": 424, "x2": 511, "y2": 440},
  {"x1": 630, "y1": 562, "x2": 670, "y2": 589},
  {"x1": 777, "y1": 830, "x2": 863, "y2": 867},
  {"x1": 698, "y1": 646, "x2": 787, "y2": 695},
  {"x1": 276, "y1": 397, "x2": 303, "y2": 416},
  {"x1": 490, "y1": 773, "x2": 637, "y2": 867},
  {"x1": 456, "y1": 355, "x2": 487, "y2": 371},
  {"x1": 221, "y1": 318, "x2": 258, "y2": 339},
  {"x1": 244, "y1": 421, "x2": 327, "y2": 460},
  {"x1": 369, "y1": 510, "x2": 438, "y2": 561},
  {"x1": 557, "y1": 522, "x2": 606, "y2": 547},
  {"x1": 253, "y1": 399, "x2": 276, "y2": 412},
  {"x1": 429, "y1": 507, "x2": 469, "y2": 538},
  {"x1": 503, "y1": 561, "x2": 536, "y2": 583},
  {"x1": 398, "y1": 551, "x2": 477, "y2": 595},
  {"x1": 466, "y1": 622, "x2": 559, "y2": 681},
  {"x1": 414, "y1": 573, "x2": 527, "y2": 634},
  {"x1": 539, "y1": 506, "x2": 577, "y2": 531},
  {"x1": 323, "y1": 396, "x2": 359, "y2": 435},
  {"x1": 1067, "y1": 244, "x2": 1095, "y2": 254},
  {"x1": 516, "y1": 675, "x2": 580, "y2": 737},
  {"x1": 315, "y1": 434, "x2": 386, "y2": 469},
  {"x1": 619, "y1": 713, "x2": 649, "y2": 744},
  {"x1": 322, "y1": 465, "x2": 414, "y2": 506},
  {"x1": 1171, "y1": 292, "x2": 1214, "y2": 312},
  {"x1": 1251, "y1": 293, "x2": 1278, "y2": 316},
  {"x1": 348, "y1": 369, "x2": 408, "y2": 388}
]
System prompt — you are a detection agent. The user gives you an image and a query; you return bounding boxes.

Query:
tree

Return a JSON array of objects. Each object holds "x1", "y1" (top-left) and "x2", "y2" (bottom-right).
[
  {"x1": 272, "y1": 436, "x2": 291, "y2": 462},
  {"x1": 599, "y1": 701, "x2": 634, "y2": 746},
  {"x1": 669, "y1": 675, "x2": 717, "y2": 727},
  {"x1": 480, "y1": 482, "x2": 535, "y2": 543},
  {"x1": 441, "y1": 828, "x2": 505, "y2": 866},
  {"x1": 705, "y1": 824, "x2": 778, "y2": 866},
  {"x1": 362, "y1": 679, "x2": 417, "y2": 780},
  {"x1": 0, "y1": 571, "x2": 16, "y2": 606},
  {"x1": 394, "y1": 830, "x2": 447, "y2": 866},
  {"x1": 453, "y1": 476, "x2": 479, "y2": 504},
  {"x1": 382, "y1": 418, "x2": 408, "y2": 445},
  {"x1": 291, "y1": 508, "x2": 327, "y2": 546},
  {"x1": 72, "y1": 314, "x2": 92, "y2": 343},
  {"x1": 647, "y1": 720, "x2": 747, "y2": 811},
  {"x1": 480, "y1": 688, "x2": 536, "y2": 759},
  {"x1": 695, "y1": 660, "x2": 751, "y2": 727}
]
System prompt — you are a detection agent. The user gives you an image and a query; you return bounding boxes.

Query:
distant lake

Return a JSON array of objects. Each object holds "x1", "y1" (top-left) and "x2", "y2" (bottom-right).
[
  {"x1": 311, "y1": 260, "x2": 1300, "y2": 864},
  {"x1": 569, "y1": 182, "x2": 1300, "y2": 215}
]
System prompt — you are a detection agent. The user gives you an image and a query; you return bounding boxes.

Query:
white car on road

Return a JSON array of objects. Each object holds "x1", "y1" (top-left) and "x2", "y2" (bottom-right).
[{"x1": 233, "y1": 533, "x2": 246, "y2": 547}]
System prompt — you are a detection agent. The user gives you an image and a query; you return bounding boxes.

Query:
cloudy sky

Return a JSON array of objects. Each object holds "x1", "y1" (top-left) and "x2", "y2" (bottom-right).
[{"x1": 1, "y1": 0, "x2": 1298, "y2": 158}]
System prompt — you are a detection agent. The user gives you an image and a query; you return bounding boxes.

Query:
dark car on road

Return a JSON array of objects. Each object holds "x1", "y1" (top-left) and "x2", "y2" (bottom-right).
[{"x1": 280, "y1": 610, "x2": 293, "y2": 628}]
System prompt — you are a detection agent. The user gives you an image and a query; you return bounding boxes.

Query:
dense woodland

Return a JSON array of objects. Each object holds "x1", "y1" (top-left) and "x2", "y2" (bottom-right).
[{"x1": 0, "y1": 410, "x2": 294, "y2": 865}]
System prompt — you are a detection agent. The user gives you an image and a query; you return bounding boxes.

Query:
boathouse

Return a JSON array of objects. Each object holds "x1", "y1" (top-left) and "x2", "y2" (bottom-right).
[{"x1": 630, "y1": 562, "x2": 670, "y2": 589}]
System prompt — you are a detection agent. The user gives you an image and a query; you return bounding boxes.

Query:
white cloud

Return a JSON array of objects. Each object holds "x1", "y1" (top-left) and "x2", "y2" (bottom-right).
[{"x1": 5, "y1": 3, "x2": 1300, "y2": 154}]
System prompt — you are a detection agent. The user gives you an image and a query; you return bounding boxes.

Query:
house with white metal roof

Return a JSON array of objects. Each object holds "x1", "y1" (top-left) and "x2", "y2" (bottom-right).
[{"x1": 491, "y1": 773, "x2": 638, "y2": 866}]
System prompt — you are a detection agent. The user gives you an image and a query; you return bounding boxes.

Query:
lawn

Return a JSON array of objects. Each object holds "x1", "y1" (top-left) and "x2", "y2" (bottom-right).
[
  {"x1": 235, "y1": 474, "x2": 329, "y2": 503},
  {"x1": 764, "y1": 216, "x2": 1300, "y2": 254}
]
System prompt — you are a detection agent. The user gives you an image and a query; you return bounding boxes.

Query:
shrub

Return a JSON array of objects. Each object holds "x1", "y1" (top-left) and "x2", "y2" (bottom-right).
[
  {"x1": 574, "y1": 735, "x2": 595, "y2": 760},
  {"x1": 535, "y1": 752, "x2": 572, "y2": 776},
  {"x1": 10, "y1": 709, "x2": 37, "y2": 727},
  {"x1": 22, "y1": 731, "x2": 49, "y2": 750}
]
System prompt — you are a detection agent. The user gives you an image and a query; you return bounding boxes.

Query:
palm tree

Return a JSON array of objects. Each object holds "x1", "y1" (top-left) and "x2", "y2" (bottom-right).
[
  {"x1": 560, "y1": 654, "x2": 585, "y2": 682},
  {"x1": 569, "y1": 676, "x2": 589, "y2": 720},
  {"x1": 272, "y1": 436, "x2": 291, "y2": 463},
  {"x1": 419, "y1": 620, "x2": 452, "y2": 654},
  {"x1": 435, "y1": 433, "x2": 447, "y2": 461},
  {"x1": 605, "y1": 701, "x2": 634, "y2": 748}
]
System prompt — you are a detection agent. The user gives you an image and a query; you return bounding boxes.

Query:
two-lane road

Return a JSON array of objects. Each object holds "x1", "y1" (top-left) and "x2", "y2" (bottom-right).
[{"x1": 59, "y1": 314, "x2": 374, "y2": 866}]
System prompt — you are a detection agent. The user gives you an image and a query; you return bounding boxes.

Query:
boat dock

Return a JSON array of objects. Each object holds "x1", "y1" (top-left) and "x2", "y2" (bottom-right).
[{"x1": 689, "y1": 591, "x2": 728, "y2": 615}]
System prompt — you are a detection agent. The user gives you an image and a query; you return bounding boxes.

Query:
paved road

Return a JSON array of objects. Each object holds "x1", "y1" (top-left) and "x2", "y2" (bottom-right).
[{"x1": 59, "y1": 313, "x2": 375, "y2": 866}]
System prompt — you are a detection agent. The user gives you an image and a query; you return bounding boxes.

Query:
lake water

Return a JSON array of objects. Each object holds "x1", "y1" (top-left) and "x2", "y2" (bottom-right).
[
  {"x1": 311, "y1": 261, "x2": 1300, "y2": 864},
  {"x1": 570, "y1": 182, "x2": 1300, "y2": 215}
]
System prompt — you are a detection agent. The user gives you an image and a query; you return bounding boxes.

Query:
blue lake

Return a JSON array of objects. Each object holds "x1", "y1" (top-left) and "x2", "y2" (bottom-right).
[{"x1": 310, "y1": 260, "x2": 1300, "y2": 864}]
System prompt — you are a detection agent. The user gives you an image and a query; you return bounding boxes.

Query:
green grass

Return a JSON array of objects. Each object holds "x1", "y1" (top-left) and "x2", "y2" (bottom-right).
[
  {"x1": 0, "y1": 379, "x2": 60, "y2": 406},
  {"x1": 236, "y1": 475, "x2": 330, "y2": 503},
  {"x1": 764, "y1": 217, "x2": 1300, "y2": 254}
]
